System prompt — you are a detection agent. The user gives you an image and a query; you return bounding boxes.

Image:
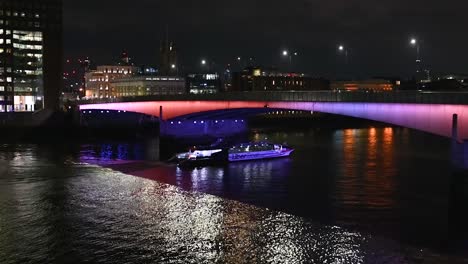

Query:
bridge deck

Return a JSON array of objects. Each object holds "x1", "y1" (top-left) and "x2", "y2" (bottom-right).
[{"x1": 78, "y1": 91, "x2": 468, "y2": 105}]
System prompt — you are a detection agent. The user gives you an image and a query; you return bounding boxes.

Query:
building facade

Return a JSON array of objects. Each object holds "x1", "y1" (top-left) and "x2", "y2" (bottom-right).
[
  {"x1": 111, "y1": 76, "x2": 185, "y2": 97},
  {"x1": 0, "y1": 0, "x2": 62, "y2": 112},
  {"x1": 186, "y1": 73, "x2": 222, "y2": 94},
  {"x1": 231, "y1": 67, "x2": 329, "y2": 92},
  {"x1": 85, "y1": 65, "x2": 138, "y2": 98},
  {"x1": 330, "y1": 79, "x2": 395, "y2": 92}
]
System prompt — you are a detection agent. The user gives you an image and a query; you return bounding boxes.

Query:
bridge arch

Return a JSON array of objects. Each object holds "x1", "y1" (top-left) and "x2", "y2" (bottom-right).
[{"x1": 79, "y1": 100, "x2": 468, "y2": 139}]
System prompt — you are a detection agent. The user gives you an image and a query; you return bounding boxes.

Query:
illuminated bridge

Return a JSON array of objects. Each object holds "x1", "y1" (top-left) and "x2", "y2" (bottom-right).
[{"x1": 79, "y1": 91, "x2": 468, "y2": 140}]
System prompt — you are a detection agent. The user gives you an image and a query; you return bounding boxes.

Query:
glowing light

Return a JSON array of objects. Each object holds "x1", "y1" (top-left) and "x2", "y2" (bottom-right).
[
  {"x1": 79, "y1": 101, "x2": 468, "y2": 139},
  {"x1": 282, "y1": 50, "x2": 288, "y2": 56},
  {"x1": 201, "y1": 60, "x2": 206, "y2": 65},
  {"x1": 338, "y1": 45, "x2": 344, "y2": 51},
  {"x1": 171, "y1": 64, "x2": 176, "y2": 69},
  {"x1": 410, "y1": 38, "x2": 417, "y2": 45}
]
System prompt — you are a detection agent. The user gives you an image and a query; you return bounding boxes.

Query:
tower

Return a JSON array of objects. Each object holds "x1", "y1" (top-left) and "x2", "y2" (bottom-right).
[{"x1": 159, "y1": 27, "x2": 177, "y2": 76}]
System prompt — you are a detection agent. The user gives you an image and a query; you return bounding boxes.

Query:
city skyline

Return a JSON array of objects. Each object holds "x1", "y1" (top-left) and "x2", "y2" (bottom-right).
[{"x1": 64, "y1": 0, "x2": 468, "y2": 78}]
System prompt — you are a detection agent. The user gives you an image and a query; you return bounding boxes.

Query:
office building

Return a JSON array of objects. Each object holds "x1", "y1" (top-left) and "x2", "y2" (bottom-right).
[
  {"x1": 186, "y1": 73, "x2": 222, "y2": 94},
  {"x1": 231, "y1": 67, "x2": 329, "y2": 92},
  {"x1": 85, "y1": 65, "x2": 139, "y2": 98},
  {"x1": 330, "y1": 79, "x2": 395, "y2": 92},
  {"x1": 111, "y1": 76, "x2": 185, "y2": 97},
  {"x1": 0, "y1": 0, "x2": 62, "y2": 112}
]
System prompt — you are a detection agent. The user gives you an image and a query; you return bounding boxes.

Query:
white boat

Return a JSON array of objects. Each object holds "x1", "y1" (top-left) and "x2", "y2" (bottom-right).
[{"x1": 227, "y1": 142, "x2": 294, "y2": 162}]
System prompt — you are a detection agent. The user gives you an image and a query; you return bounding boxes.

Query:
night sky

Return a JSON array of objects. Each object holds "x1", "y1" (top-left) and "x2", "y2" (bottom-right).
[{"x1": 64, "y1": 0, "x2": 468, "y2": 78}]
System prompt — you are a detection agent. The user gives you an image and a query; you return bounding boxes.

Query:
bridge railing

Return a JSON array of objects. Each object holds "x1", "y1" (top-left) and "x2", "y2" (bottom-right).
[{"x1": 78, "y1": 91, "x2": 468, "y2": 105}]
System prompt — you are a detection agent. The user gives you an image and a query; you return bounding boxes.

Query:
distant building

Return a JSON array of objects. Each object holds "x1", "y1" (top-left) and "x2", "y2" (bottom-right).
[
  {"x1": 223, "y1": 65, "x2": 233, "y2": 92},
  {"x1": 330, "y1": 79, "x2": 395, "y2": 92},
  {"x1": 85, "y1": 65, "x2": 138, "y2": 99},
  {"x1": 186, "y1": 73, "x2": 222, "y2": 94},
  {"x1": 63, "y1": 56, "x2": 89, "y2": 98},
  {"x1": 159, "y1": 35, "x2": 177, "y2": 76},
  {"x1": 111, "y1": 76, "x2": 185, "y2": 97},
  {"x1": 0, "y1": 0, "x2": 62, "y2": 112},
  {"x1": 138, "y1": 66, "x2": 158, "y2": 76},
  {"x1": 231, "y1": 67, "x2": 329, "y2": 91}
]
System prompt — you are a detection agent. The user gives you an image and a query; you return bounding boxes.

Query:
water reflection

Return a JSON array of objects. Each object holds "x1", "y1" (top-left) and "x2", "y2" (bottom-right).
[
  {"x1": 334, "y1": 127, "x2": 399, "y2": 229},
  {"x1": 0, "y1": 131, "x2": 464, "y2": 262},
  {"x1": 0, "y1": 162, "x2": 431, "y2": 263},
  {"x1": 80, "y1": 138, "x2": 159, "y2": 164}
]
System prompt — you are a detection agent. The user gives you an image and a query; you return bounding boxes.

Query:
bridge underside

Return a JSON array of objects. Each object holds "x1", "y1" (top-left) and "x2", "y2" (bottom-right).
[{"x1": 79, "y1": 101, "x2": 468, "y2": 139}]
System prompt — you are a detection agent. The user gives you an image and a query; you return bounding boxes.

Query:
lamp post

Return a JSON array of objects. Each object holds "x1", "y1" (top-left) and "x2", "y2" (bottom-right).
[
  {"x1": 201, "y1": 59, "x2": 208, "y2": 72},
  {"x1": 282, "y1": 50, "x2": 298, "y2": 71},
  {"x1": 410, "y1": 38, "x2": 422, "y2": 76},
  {"x1": 237, "y1": 56, "x2": 243, "y2": 70},
  {"x1": 338, "y1": 45, "x2": 348, "y2": 64},
  {"x1": 337, "y1": 45, "x2": 350, "y2": 78}
]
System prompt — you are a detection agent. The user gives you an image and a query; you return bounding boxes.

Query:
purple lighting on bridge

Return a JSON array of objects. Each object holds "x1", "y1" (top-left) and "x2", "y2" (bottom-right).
[{"x1": 79, "y1": 101, "x2": 468, "y2": 139}]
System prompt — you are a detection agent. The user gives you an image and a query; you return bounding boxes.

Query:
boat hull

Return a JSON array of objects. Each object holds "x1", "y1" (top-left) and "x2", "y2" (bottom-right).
[{"x1": 228, "y1": 149, "x2": 294, "y2": 162}]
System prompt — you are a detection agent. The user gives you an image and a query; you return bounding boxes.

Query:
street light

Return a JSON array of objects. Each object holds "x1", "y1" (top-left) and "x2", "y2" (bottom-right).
[
  {"x1": 171, "y1": 64, "x2": 176, "y2": 69},
  {"x1": 337, "y1": 44, "x2": 348, "y2": 64},
  {"x1": 201, "y1": 59, "x2": 206, "y2": 65},
  {"x1": 409, "y1": 37, "x2": 422, "y2": 80},
  {"x1": 282, "y1": 49, "x2": 298, "y2": 71},
  {"x1": 409, "y1": 37, "x2": 420, "y2": 61}
]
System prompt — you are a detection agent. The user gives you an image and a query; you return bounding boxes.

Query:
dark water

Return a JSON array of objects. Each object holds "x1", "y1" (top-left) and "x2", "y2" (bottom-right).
[{"x1": 0, "y1": 126, "x2": 467, "y2": 263}]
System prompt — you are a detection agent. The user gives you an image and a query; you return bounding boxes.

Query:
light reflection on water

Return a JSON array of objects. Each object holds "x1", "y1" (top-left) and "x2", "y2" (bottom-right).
[
  {"x1": 0, "y1": 159, "x2": 451, "y2": 263},
  {"x1": 0, "y1": 128, "x2": 467, "y2": 263}
]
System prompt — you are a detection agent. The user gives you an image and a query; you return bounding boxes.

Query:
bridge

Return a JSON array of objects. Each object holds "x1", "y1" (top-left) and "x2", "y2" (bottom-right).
[{"x1": 79, "y1": 91, "x2": 468, "y2": 140}]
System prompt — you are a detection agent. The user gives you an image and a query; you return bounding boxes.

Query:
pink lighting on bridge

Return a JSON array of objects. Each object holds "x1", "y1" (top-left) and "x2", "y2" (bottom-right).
[{"x1": 79, "y1": 101, "x2": 468, "y2": 139}]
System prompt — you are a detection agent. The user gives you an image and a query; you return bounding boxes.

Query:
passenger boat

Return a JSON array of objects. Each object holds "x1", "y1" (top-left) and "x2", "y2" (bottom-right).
[
  {"x1": 227, "y1": 142, "x2": 294, "y2": 162},
  {"x1": 174, "y1": 142, "x2": 293, "y2": 166}
]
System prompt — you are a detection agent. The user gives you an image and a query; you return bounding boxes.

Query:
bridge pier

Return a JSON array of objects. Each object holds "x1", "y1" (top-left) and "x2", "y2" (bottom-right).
[
  {"x1": 159, "y1": 105, "x2": 165, "y2": 135},
  {"x1": 449, "y1": 113, "x2": 468, "y2": 252}
]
